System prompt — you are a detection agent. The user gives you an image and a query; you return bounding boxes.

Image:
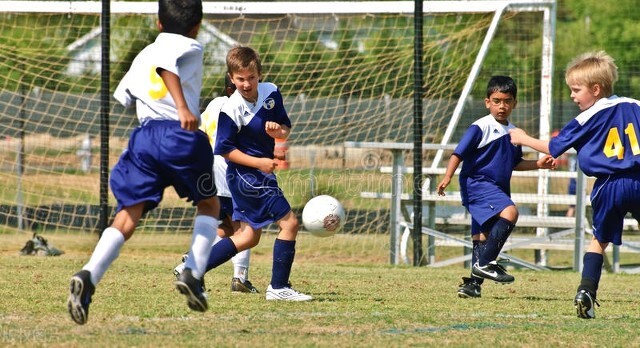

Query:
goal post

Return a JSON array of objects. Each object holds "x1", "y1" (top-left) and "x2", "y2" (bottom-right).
[{"x1": 0, "y1": 1, "x2": 556, "y2": 262}]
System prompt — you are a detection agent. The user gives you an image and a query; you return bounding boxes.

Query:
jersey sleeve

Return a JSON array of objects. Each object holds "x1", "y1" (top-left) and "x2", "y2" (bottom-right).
[
  {"x1": 549, "y1": 119, "x2": 581, "y2": 158},
  {"x1": 453, "y1": 125, "x2": 482, "y2": 160},
  {"x1": 214, "y1": 111, "x2": 239, "y2": 156},
  {"x1": 113, "y1": 71, "x2": 135, "y2": 108}
]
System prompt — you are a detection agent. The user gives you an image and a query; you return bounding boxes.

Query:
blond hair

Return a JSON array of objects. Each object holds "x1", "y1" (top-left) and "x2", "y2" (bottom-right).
[{"x1": 565, "y1": 51, "x2": 618, "y2": 97}]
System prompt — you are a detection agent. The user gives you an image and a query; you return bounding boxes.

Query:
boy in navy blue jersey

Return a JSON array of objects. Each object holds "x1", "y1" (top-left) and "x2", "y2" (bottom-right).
[
  {"x1": 511, "y1": 51, "x2": 640, "y2": 319},
  {"x1": 67, "y1": 0, "x2": 219, "y2": 325},
  {"x1": 437, "y1": 76, "x2": 554, "y2": 299},
  {"x1": 173, "y1": 74, "x2": 259, "y2": 294},
  {"x1": 203, "y1": 46, "x2": 312, "y2": 301}
]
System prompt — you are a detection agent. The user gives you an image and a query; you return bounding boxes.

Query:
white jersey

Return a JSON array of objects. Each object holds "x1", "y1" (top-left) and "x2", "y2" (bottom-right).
[
  {"x1": 114, "y1": 32, "x2": 203, "y2": 124},
  {"x1": 201, "y1": 96, "x2": 231, "y2": 197}
]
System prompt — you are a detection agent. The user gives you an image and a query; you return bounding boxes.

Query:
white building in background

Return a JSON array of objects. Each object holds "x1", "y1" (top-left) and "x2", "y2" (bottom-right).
[{"x1": 65, "y1": 22, "x2": 238, "y2": 76}]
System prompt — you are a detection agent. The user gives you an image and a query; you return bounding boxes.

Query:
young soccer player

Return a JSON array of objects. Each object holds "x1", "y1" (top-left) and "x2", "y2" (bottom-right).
[
  {"x1": 67, "y1": 0, "x2": 219, "y2": 325},
  {"x1": 510, "y1": 51, "x2": 640, "y2": 319},
  {"x1": 203, "y1": 45, "x2": 312, "y2": 301},
  {"x1": 436, "y1": 75, "x2": 554, "y2": 299},
  {"x1": 174, "y1": 74, "x2": 259, "y2": 293}
]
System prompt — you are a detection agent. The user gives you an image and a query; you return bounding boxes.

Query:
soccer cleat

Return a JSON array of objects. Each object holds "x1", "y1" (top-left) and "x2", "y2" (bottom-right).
[
  {"x1": 174, "y1": 268, "x2": 208, "y2": 312},
  {"x1": 231, "y1": 278, "x2": 259, "y2": 293},
  {"x1": 67, "y1": 270, "x2": 95, "y2": 325},
  {"x1": 265, "y1": 284, "x2": 313, "y2": 301},
  {"x1": 471, "y1": 261, "x2": 515, "y2": 284},
  {"x1": 574, "y1": 289, "x2": 599, "y2": 319},
  {"x1": 457, "y1": 277, "x2": 481, "y2": 298},
  {"x1": 173, "y1": 262, "x2": 186, "y2": 280},
  {"x1": 173, "y1": 252, "x2": 189, "y2": 278}
]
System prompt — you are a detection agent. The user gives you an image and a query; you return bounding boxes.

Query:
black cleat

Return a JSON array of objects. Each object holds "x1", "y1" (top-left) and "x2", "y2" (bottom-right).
[
  {"x1": 231, "y1": 278, "x2": 259, "y2": 293},
  {"x1": 175, "y1": 268, "x2": 208, "y2": 312},
  {"x1": 67, "y1": 270, "x2": 95, "y2": 325},
  {"x1": 472, "y1": 261, "x2": 515, "y2": 284},
  {"x1": 457, "y1": 277, "x2": 481, "y2": 298},
  {"x1": 574, "y1": 289, "x2": 599, "y2": 319}
]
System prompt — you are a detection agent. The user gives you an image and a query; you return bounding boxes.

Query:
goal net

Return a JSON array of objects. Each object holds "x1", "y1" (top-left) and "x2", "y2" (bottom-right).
[{"x1": 0, "y1": 1, "x2": 554, "y2": 251}]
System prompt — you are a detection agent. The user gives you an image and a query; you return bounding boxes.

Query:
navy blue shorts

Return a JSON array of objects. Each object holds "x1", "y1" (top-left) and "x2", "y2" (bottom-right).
[
  {"x1": 226, "y1": 164, "x2": 290, "y2": 230},
  {"x1": 464, "y1": 186, "x2": 514, "y2": 235},
  {"x1": 219, "y1": 196, "x2": 233, "y2": 221},
  {"x1": 110, "y1": 120, "x2": 216, "y2": 213},
  {"x1": 590, "y1": 172, "x2": 640, "y2": 245}
]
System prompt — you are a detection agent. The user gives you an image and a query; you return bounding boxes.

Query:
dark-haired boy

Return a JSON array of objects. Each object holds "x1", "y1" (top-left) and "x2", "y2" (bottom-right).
[
  {"x1": 67, "y1": 0, "x2": 218, "y2": 325},
  {"x1": 437, "y1": 76, "x2": 554, "y2": 298}
]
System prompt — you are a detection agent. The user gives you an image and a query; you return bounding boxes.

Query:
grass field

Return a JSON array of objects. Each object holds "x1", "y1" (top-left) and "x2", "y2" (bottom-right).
[{"x1": 1, "y1": 231, "x2": 640, "y2": 347}]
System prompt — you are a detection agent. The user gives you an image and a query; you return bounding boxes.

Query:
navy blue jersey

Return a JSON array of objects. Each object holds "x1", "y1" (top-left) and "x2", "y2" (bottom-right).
[
  {"x1": 455, "y1": 115, "x2": 523, "y2": 207},
  {"x1": 549, "y1": 96, "x2": 640, "y2": 178},
  {"x1": 214, "y1": 82, "x2": 291, "y2": 159},
  {"x1": 213, "y1": 82, "x2": 292, "y2": 228}
]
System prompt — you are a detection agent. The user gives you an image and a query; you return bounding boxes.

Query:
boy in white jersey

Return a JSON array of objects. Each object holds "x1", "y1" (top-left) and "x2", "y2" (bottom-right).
[
  {"x1": 174, "y1": 74, "x2": 258, "y2": 293},
  {"x1": 204, "y1": 46, "x2": 312, "y2": 301},
  {"x1": 436, "y1": 76, "x2": 554, "y2": 299},
  {"x1": 511, "y1": 51, "x2": 640, "y2": 319},
  {"x1": 67, "y1": 0, "x2": 219, "y2": 325}
]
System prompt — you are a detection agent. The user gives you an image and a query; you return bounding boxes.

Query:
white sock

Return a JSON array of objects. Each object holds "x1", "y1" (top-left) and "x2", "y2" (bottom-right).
[
  {"x1": 232, "y1": 249, "x2": 250, "y2": 282},
  {"x1": 185, "y1": 215, "x2": 218, "y2": 279},
  {"x1": 82, "y1": 227, "x2": 125, "y2": 286}
]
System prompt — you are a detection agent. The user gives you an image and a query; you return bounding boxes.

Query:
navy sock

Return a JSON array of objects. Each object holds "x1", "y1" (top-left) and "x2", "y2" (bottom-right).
[
  {"x1": 478, "y1": 218, "x2": 515, "y2": 266},
  {"x1": 205, "y1": 238, "x2": 238, "y2": 272},
  {"x1": 578, "y1": 252, "x2": 603, "y2": 296},
  {"x1": 471, "y1": 240, "x2": 485, "y2": 285},
  {"x1": 271, "y1": 239, "x2": 296, "y2": 289}
]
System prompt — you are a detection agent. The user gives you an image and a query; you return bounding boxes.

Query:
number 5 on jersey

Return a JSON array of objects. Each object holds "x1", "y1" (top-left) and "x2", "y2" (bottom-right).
[{"x1": 149, "y1": 66, "x2": 168, "y2": 100}]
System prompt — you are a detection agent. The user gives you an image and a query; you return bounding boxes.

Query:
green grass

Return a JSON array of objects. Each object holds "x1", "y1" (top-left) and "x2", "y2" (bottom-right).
[{"x1": 1, "y1": 231, "x2": 640, "y2": 347}]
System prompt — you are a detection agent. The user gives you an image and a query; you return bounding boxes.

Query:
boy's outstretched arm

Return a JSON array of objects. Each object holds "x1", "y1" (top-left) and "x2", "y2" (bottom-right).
[
  {"x1": 436, "y1": 154, "x2": 462, "y2": 196},
  {"x1": 514, "y1": 154, "x2": 556, "y2": 171},
  {"x1": 509, "y1": 128, "x2": 550, "y2": 154}
]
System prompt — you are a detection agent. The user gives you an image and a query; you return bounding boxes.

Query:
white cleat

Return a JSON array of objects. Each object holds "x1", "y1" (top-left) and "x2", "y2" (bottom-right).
[{"x1": 265, "y1": 285, "x2": 313, "y2": 301}]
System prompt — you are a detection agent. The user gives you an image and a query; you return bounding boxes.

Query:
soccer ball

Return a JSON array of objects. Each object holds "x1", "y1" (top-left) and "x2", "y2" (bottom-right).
[{"x1": 301, "y1": 195, "x2": 345, "y2": 237}]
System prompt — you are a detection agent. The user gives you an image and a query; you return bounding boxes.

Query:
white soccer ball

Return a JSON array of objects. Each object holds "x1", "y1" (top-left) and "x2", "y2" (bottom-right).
[{"x1": 301, "y1": 195, "x2": 345, "y2": 237}]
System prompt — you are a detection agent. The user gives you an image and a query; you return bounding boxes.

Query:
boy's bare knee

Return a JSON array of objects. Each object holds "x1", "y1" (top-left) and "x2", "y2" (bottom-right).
[
  {"x1": 500, "y1": 205, "x2": 519, "y2": 223},
  {"x1": 196, "y1": 197, "x2": 220, "y2": 218}
]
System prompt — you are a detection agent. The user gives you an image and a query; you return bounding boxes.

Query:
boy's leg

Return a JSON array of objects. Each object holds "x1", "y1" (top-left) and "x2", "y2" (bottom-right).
[
  {"x1": 270, "y1": 238, "x2": 296, "y2": 288},
  {"x1": 68, "y1": 203, "x2": 143, "y2": 325},
  {"x1": 224, "y1": 217, "x2": 258, "y2": 293},
  {"x1": 477, "y1": 217, "x2": 515, "y2": 265},
  {"x1": 205, "y1": 234, "x2": 241, "y2": 271},
  {"x1": 184, "y1": 215, "x2": 218, "y2": 279},
  {"x1": 266, "y1": 211, "x2": 312, "y2": 301},
  {"x1": 231, "y1": 249, "x2": 259, "y2": 293},
  {"x1": 472, "y1": 208, "x2": 517, "y2": 284},
  {"x1": 574, "y1": 238, "x2": 607, "y2": 319},
  {"x1": 458, "y1": 222, "x2": 484, "y2": 299},
  {"x1": 175, "y1": 199, "x2": 219, "y2": 312}
]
